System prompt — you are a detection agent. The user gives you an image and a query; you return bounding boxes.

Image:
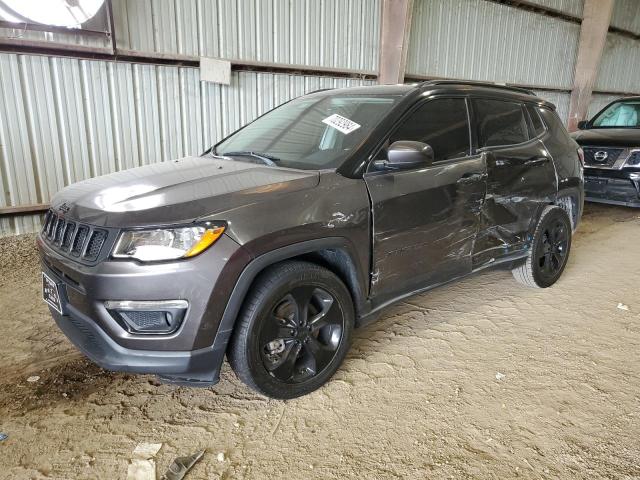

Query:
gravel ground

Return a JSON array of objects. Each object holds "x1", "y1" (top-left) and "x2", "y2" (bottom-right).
[{"x1": 0, "y1": 203, "x2": 639, "y2": 479}]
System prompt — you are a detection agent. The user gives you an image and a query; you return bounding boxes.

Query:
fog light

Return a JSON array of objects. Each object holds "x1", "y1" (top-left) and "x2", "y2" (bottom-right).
[{"x1": 104, "y1": 300, "x2": 188, "y2": 334}]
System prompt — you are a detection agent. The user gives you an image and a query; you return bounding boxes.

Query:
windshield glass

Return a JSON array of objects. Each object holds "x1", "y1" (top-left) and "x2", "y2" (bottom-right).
[
  {"x1": 592, "y1": 100, "x2": 640, "y2": 128},
  {"x1": 214, "y1": 93, "x2": 401, "y2": 170}
]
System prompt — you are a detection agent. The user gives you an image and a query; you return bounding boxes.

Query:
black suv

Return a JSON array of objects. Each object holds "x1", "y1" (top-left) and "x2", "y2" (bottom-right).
[
  {"x1": 38, "y1": 81, "x2": 583, "y2": 399},
  {"x1": 572, "y1": 97, "x2": 640, "y2": 207}
]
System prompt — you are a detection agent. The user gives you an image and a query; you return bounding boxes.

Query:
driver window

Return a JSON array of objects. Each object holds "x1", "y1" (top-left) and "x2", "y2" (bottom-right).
[{"x1": 384, "y1": 98, "x2": 471, "y2": 162}]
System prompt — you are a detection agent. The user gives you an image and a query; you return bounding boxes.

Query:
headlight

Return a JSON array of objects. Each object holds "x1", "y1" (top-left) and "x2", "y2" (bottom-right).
[{"x1": 112, "y1": 224, "x2": 225, "y2": 262}]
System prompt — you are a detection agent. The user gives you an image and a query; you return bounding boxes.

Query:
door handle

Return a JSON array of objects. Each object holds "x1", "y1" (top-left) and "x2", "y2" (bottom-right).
[
  {"x1": 457, "y1": 172, "x2": 487, "y2": 184},
  {"x1": 525, "y1": 156, "x2": 550, "y2": 166}
]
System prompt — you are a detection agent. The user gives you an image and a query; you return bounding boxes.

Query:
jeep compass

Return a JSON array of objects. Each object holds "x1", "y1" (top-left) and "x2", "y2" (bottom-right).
[{"x1": 38, "y1": 81, "x2": 584, "y2": 399}]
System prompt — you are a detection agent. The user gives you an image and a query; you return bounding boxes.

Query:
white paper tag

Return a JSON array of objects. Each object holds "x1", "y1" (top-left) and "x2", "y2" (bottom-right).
[{"x1": 322, "y1": 114, "x2": 361, "y2": 134}]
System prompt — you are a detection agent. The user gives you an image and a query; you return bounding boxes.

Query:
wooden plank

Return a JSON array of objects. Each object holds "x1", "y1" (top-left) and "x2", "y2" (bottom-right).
[
  {"x1": 567, "y1": 0, "x2": 615, "y2": 131},
  {"x1": 0, "y1": 204, "x2": 49, "y2": 216},
  {"x1": 378, "y1": 0, "x2": 414, "y2": 85}
]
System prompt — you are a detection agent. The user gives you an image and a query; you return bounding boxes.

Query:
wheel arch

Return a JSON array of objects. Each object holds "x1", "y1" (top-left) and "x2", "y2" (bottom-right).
[{"x1": 213, "y1": 237, "x2": 368, "y2": 358}]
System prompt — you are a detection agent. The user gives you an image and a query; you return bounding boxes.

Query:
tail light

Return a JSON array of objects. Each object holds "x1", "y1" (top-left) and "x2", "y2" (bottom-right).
[{"x1": 577, "y1": 147, "x2": 585, "y2": 166}]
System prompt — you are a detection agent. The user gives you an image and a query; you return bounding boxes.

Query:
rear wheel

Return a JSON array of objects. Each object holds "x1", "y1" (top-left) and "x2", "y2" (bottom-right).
[
  {"x1": 228, "y1": 261, "x2": 354, "y2": 399},
  {"x1": 512, "y1": 205, "x2": 572, "y2": 288}
]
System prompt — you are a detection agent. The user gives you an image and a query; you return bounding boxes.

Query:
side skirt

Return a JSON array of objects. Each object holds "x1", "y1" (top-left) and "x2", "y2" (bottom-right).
[{"x1": 357, "y1": 251, "x2": 528, "y2": 327}]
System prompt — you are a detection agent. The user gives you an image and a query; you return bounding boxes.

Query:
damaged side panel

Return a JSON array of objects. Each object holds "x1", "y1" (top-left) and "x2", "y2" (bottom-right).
[
  {"x1": 364, "y1": 154, "x2": 487, "y2": 305},
  {"x1": 472, "y1": 140, "x2": 558, "y2": 268}
]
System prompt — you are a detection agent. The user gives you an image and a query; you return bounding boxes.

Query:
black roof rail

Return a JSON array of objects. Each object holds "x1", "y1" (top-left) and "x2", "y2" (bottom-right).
[
  {"x1": 421, "y1": 80, "x2": 537, "y2": 96},
  {"x1": 306, "y1": 88, "x2": 334, "y2": 94}
]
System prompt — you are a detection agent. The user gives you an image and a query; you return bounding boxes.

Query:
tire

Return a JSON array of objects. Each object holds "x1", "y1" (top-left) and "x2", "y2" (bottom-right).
[
  {"x1": 228, "y1": 260, "x2": 354, "y2": 399},
  {"x1": 512, "y1": 205, "x2": 572, "y2": 288}
]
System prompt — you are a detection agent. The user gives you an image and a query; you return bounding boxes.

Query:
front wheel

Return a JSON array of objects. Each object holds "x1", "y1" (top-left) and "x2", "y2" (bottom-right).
[
  {"x1": 228, "y1": 261, "x2": 354, "y2": 399},
  {"x1": 512, "y1": 205, "x2": 572, "y2": 288}
]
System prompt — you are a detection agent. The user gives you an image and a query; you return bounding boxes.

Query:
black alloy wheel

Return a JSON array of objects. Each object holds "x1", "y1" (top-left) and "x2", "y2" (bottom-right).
[
  {"x1": 228, "y1": 260, "x2": 354, "y2": 399},
  {"x1": 535, "y1": 218, "x2": 569, "y2": 283},
  {"x1": 260, "y1": 286, "x2": 344, "y2": 383},
  {"x1": 512, "y1": 205, "x2": 572, "y2": 288}
]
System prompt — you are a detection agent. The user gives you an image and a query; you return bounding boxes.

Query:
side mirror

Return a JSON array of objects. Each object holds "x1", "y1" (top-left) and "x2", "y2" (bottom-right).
[
  {"x1": 577, "y1": 120, "x2": 589, "y2": 130},
  {"x1": 374, "y1": 141, "x2": 434, "y2": 171}
]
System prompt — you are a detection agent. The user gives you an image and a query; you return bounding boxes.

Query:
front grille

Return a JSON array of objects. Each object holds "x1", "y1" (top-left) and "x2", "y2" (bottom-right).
[
  {"x1": 583, "y1": 147, "x2": 624, "y2": 167},
  {"x1": 626, "y1": 151, "x2": 640, "y2": 166},
  {"x1": 71, "y1": 225, "x2": 89, "y2": 256},
  {"x1": 41, "y1": 209, "x2": 113, "y2": 263},
  {"x1": 84, "y1": 229, "x2": 107, "y2": 261}
]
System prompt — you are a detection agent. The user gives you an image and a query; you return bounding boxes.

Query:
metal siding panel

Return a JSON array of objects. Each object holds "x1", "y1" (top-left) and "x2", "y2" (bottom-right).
[
  {"x1": 524, "y1": 0, "x2": 583, "y2": 17},
  {"x1": 0, "y1": 54, "x2": 38, "y2": 207},
  {"x1": 107, "y1": 0, "x2": 379, "y2": 71},
  {"x1": 109, "y1": 62, "x2": 140, "y2": 171},
  {"x1": 595, "y1": 33, "x2": 640, "y2": 94},
  {"x1": 532, "y1": 90, "x2": 570, "y2": 126},
  {"x1": 610, "y1": 0, "x2": 640, "y2": 35},
  {"x1": 80, "y1": 60, "x2": 117, "y2": 177},
  {"x1": 158, "y1": 66, "x2": 185, "y2": 161},
  {"x1": 152, "y1": 0, "x2": 178, "y2": 54},
  {"x1": 51, "y1": 57, "x2": 93, "y2": 184},
  {"x1": 407, "y1": 0, "x2": 580, "y2": 89},
  {"x1": 19, "y1": 55, "x2": 66, "y2": 201}
]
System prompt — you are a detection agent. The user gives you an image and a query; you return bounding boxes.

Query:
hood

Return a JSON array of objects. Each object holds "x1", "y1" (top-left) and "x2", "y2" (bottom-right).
[
  {"x1": 571, "y1": 128, "x2": 640, "y2": 147},
  {"x1": 50, "y1": 156, "x2": 320, "y2": 227}
]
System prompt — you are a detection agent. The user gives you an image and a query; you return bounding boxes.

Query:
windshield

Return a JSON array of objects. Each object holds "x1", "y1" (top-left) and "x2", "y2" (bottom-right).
[
  {"x1": 591, "y1": 100, "x2": 640, "y2": 128},
  {"x1": 214, "y1": 93, "x2": 401, "y2": 170}
]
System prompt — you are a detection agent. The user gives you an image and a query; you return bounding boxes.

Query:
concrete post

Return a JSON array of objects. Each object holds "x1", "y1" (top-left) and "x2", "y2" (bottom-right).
[
  {"x1": 378, "y1": 0, "x2": 414, "y2": 85},
  {"x1": 567, "y1": 0, "x2": 615, "y2": 131}
]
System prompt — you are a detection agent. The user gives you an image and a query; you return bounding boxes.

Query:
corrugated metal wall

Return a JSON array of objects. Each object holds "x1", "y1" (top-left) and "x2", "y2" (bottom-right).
[
  {"x1": 595, "y1": 33, "x2": 640, "y2": 94},
  {"x1": 525, "y1": 0, "x2": 584, "y2": 17},
  {"x1": 406, "y1": 0, "x2": 580, "y2": 90},
  {"x1": 2, "y1": 0, "x2": 639, "y2": 236},
  {"x1": 112, "y1": 0, "x2": 380, "y2": 72},
  {"x1": 610, "y1": 0, "x2": 640, "y2": 35},
  {"x1": 0, "y1": 53, "x2": 373, "y2": 236}
]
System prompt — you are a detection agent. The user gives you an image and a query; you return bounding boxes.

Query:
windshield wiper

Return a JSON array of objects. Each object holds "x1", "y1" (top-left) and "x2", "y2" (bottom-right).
[{"x1": 218, "y1": 151, "x2": 281, "y2": 166}]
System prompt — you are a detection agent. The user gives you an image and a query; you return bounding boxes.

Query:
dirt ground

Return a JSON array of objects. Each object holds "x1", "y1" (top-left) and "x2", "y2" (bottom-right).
[{"x1": 0, "y1": 203, "x2": 639, "y2": 480}]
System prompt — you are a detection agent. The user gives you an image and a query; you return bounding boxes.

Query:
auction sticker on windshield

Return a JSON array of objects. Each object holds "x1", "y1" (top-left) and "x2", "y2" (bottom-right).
[{"x1": 322, "y1": 114, "x2": 361, "y2": 134}]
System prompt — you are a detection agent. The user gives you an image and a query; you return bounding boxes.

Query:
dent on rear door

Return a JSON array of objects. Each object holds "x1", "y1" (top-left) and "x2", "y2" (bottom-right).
[{"x1": 473, "y1": 139, "x2": 557, "y2": 268}]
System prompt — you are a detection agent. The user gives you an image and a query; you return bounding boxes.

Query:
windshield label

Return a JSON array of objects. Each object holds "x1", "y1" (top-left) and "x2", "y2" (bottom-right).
[{"x1": 322, "y1": 114, "x2": 361, "y2": 134}]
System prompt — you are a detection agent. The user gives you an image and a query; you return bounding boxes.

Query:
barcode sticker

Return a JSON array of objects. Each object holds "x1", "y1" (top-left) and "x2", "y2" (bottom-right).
[{"x1": 322, "y1": 114, "x2": 361, "y2": 135}]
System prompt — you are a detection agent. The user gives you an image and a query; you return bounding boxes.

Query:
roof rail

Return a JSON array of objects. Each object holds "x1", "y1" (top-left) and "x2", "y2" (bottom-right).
[
  {"x1": 421, "y1": 80, "x2": 537, "y2": 96},
  {"x1": 306, "y1": 88, "x2": 334, "y2": 94}
]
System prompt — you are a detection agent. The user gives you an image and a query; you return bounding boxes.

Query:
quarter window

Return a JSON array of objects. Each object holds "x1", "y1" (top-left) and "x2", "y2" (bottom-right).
[
  {"x1": 526, "y1": 104, "x2": 546, "y2": 137},
  {"x1": 389, "y1": 98, "x2": 471, "y2": 162},
  {"x1": 473, "y1": 99, "x2": 529, "y2": 148}
]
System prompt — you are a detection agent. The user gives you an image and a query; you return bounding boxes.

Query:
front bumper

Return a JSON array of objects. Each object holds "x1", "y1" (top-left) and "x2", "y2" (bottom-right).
[
  {"x1": 38, "y1": 233, "x2": 250, "y2": 385},
  {"x1": 584, "y1": 168, "x2": 640, "y2": 207}
]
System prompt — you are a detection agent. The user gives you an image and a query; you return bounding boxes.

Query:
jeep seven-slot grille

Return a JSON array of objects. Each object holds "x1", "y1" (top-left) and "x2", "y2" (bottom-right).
[{"x1": 42, "y1": 210, "x2": 110, "y2": 263}]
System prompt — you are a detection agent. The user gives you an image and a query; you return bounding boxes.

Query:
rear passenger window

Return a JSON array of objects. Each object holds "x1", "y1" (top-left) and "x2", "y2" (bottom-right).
[
  {"x1": 389, "y1": 98, "x2": 470, "y2": 162},
  {"x1": 473, "y1": 99, "x2": 529, "y2": 148},
  {"x1": 526, "y1": 104, "x2": 546, "y2": 137}
]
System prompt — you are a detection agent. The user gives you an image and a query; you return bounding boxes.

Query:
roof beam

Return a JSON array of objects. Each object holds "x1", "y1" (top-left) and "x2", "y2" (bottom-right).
[
  {"x1": 378, "y1": 0, "x2": 414, "y2": 85},
  {"x1": 567, "y1": 0, "x2": 615, "y2": 131}
]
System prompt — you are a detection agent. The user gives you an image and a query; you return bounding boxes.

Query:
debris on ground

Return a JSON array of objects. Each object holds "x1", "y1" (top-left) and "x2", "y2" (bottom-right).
[
  {"x1": 0, "y1": 433, "x2": 7, "y2": 442},
  {"x1": 617, "y1": 303, "x2": 629, "y2": 311},
  {"x1": 26, "y1": 376, "x2": 40, "y2": 383},
  {"x1": 160, "y1": 450, "x2": 205, "y2": 480},
  {"x1": 216, "y1": 452, "x2": 225, "y2": 462},
  {"x1": 495, "y1": 372, "x2": 506, "y2": 381},
  {"x1": 127, "y1": 443, "x2": 162, "y2": 480}
]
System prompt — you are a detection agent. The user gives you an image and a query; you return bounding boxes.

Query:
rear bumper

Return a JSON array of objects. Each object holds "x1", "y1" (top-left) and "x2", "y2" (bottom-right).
[{"x1": 584, "y1": 168, "x2": 640, "y2": 207}]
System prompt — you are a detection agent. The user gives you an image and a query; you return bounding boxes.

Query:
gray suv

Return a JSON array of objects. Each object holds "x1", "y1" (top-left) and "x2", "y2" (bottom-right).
[{"x1": 38, "y1": 81, "x2": 583, "y2": 399}]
